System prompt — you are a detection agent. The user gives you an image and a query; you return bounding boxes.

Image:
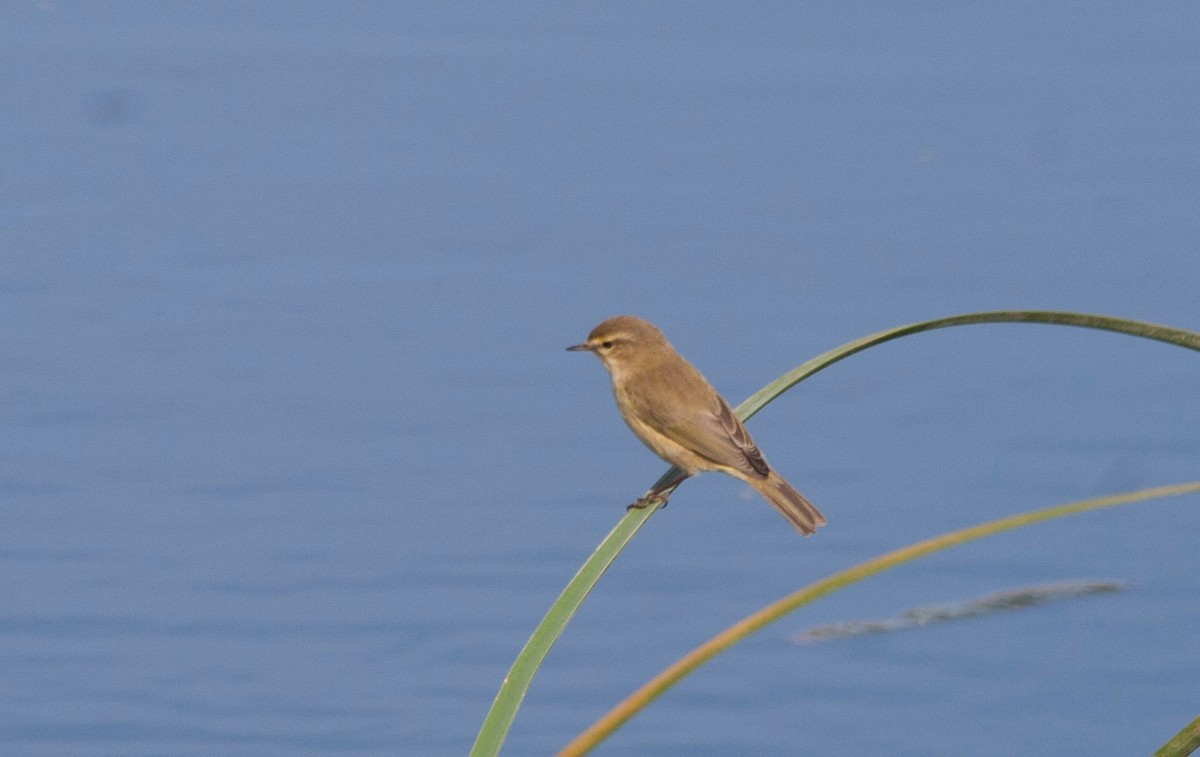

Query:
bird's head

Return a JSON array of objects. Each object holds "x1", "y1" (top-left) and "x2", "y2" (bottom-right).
[{"x1": 567, "y1": 315, "x2": 668, "y2": 376}]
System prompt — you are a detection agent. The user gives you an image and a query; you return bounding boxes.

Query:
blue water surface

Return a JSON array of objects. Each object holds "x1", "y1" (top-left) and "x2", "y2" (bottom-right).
[{"x1": 2, "y1": 3, "x2": 1198, "y2": 755}]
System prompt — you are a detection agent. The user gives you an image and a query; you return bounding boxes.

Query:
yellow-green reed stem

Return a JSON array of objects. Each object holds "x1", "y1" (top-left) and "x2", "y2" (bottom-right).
[
  {"x1": 1154, "y1": 712, "x2": 1200, "y2": 757},
  {"x1": 558, "y1": 482, "x2": 1200, "y2": 757}
]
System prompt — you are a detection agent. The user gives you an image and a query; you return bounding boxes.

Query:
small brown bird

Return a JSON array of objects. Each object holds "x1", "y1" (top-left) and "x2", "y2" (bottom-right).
[{"x1": 568, "y1": 315, "x2": 825, "y2": 536}]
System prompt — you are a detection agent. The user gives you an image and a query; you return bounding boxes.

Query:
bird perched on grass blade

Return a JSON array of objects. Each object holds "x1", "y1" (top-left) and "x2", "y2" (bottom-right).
[{"x1": 568, "y1": 315, "x2": 825, "y2": 537}]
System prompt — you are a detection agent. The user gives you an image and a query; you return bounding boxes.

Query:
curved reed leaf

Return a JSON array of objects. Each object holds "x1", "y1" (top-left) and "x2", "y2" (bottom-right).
[
  {"x1": 738, "y1": 310, "x2": 1200, "y2": 422},
  {"x1": 468, "y1": 504, "x2": 660, "y2": 757},
  {"x1": 470, "y1": 311, "x2": 1200, "y2": 757},
  {"x1": 559, "y1": 482, "x2": 1200, "y2": 757},
  {"x1": 1154, "y1": 712, "x2": 1200, "y2": 757}
]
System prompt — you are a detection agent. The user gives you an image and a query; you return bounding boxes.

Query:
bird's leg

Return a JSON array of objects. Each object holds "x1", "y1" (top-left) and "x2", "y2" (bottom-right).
[
  {"x1": 627, "y1": 493, "x2": 667, "y2": 510},
  {"x1": 626, "y1": 470, "x2": 691, "y2": 511}
]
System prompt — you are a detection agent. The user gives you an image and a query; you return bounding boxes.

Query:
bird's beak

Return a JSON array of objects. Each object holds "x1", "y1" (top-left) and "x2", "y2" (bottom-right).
[{"x1": 566, "y1": 342, "x2": 592, "y2": 352}]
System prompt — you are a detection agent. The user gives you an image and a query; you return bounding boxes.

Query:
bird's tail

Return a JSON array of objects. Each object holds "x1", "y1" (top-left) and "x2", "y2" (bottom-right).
[{"x1": 749, "y1": 472, "x2": 827, "y2": 537}]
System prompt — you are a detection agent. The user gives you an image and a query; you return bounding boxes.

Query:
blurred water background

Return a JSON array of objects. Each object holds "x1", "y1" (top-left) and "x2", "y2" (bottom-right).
[{"x1": 2, "y1": 3, "x2": 1198, "y2": 755}]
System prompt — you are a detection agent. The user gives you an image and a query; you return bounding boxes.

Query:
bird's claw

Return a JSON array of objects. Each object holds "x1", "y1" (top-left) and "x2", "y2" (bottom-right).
[{"x1": 627, "y1": 493, "x2": 667, "y2": 511}]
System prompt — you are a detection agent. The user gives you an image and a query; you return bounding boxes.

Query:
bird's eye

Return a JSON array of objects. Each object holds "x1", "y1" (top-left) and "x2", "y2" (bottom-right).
[{"x1": 601, "y1": 341, "x2": 614, "y2": 349}]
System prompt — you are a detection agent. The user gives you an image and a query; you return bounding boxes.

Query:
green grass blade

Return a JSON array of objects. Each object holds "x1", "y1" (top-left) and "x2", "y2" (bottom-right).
[
  {"x1": 471, "y1": 311, "x2": 1199, "y2": 756},
  {"x1": 738, "y1": 310, "x2": 1200, "y2": 421},
  {"x1": 559, "y1": 482, "x2": 1200, "y2": 757},
  {"x1": 468, "y1": 470, "x2": 677, "y2": 757}
]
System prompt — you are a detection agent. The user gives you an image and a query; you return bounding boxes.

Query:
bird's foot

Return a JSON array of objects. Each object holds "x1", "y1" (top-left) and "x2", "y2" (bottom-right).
[{"x1": 627, "y1": 493, "x2": 668, "y2": 511}]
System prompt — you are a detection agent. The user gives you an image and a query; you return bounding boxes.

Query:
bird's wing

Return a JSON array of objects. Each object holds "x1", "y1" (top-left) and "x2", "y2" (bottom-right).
[{"x1": 665, "y1": 394, "x2": 771, "y2": 478}]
